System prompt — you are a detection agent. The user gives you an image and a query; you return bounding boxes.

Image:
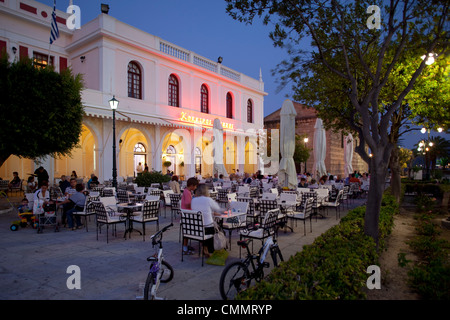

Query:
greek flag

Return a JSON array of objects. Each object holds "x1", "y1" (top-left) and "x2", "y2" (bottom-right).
[{"x1": 49, "y1": 0, "x2": 59, "y2": 44}]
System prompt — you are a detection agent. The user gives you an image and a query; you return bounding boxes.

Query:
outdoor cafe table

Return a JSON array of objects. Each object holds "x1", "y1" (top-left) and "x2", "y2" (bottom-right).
[
  {"x1": 214, "y1": 210, "x2": 247, "y2": 249},
  {"x1": 117, "y1": 202, "x2": 143, "y2": 239}
]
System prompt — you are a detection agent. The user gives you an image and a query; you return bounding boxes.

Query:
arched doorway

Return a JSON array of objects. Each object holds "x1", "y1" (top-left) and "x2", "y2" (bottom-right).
[
  {"x1": 133, "y1": 142, "x2": 147, "y2": 176},
  {"x1": 163, "y1": 145, "x2": 176, "y2": 174}
]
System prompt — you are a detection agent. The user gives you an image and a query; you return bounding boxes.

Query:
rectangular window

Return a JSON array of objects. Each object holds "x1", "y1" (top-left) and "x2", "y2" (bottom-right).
[{"x1": 33, "y1": 51, "x2": 54, "y2": 69}]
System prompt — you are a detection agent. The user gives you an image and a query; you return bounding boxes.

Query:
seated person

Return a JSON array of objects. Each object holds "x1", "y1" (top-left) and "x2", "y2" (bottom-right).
[
  {"x1": 309, "y1": 179, "x2": 319, "y2": 189},
  {"x1": 191, "y1": 184, "x2": 226, "y2": 257},
  {"x1": 17, "y1": 198, "x2": 34, "y2": 224},
  {"x1": 8, "y1": 172, "x2": 21, "y2": 191},
  {"x1": 298, "y1": 178, "x2": 308, "y2": 188},
  {"x1": 58, "y1": 183, "x2": 86, "y2": 230}
]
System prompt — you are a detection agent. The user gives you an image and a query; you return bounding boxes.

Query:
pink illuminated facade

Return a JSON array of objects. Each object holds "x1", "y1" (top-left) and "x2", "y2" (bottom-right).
[{"x1": 0, "y1": 0, "x2": 267, "y2": 183}]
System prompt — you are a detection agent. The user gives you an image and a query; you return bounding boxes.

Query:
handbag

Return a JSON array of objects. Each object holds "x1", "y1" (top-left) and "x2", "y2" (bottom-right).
[{"x1": 213, "y1": 222, "x2": 227, "y2": 251}]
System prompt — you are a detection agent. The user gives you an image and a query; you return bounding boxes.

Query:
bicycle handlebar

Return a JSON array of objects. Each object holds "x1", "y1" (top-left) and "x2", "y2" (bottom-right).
[{"x1": 151, "y1": 223, "x2": 173, "y2": 242}]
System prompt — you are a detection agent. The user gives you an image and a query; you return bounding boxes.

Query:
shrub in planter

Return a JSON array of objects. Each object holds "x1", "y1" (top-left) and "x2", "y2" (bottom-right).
[
  {"x1": 134, "y1": 170, "x2": 170, "y2": 187},
  {"x1": 237, "y1": 191, "x2": 398, "y2": 300}
]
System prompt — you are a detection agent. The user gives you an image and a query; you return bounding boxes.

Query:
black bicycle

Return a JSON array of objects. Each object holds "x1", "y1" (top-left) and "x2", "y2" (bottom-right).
[
  {"x1": 219, "y1": 236, "x2": 284, "y2": 300},
  {"x1": 143, "y1": 223, "x2": 174, "y2": 300}
]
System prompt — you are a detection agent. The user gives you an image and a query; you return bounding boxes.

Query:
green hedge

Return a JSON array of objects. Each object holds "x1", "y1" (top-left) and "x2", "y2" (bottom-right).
[{"x1": 237, "y1": 192, "x2": 398, "y2": 300}]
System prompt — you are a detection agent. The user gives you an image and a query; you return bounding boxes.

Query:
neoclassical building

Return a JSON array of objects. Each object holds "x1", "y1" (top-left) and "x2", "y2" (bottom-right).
[{"x1": 0, "y1": 0, "x2": 266, "y2": 183}]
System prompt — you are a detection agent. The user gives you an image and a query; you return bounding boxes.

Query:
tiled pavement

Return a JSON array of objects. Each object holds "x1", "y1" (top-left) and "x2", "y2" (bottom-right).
[{"x1": 0, "y1": 195, "x2": 367, "y2": 300}]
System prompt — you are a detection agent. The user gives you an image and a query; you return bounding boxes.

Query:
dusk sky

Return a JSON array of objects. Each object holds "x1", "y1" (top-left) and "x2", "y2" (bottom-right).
[{"x1": 38, "y1": 0, "x2": 448, "y2": 150}]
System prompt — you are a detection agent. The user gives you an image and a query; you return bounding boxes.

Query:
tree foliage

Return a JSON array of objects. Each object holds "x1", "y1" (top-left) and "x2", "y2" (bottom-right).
[
  {"x1": 0, "y1": 54, "x2": 84, "y2": 167},
  {"x1": 226, "y1": 0, "x2": 449, "y2": 243}
]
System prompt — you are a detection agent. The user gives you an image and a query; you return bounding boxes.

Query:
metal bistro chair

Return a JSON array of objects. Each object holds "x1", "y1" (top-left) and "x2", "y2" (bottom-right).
[
  {"x1": 236, "y1": 196, "x2": 259, "y2": 226},
  {"x1": 322, "y1": 189, "x2": 344, "y2": 220},
  {"x1": 132, "y1": 199, "x2": 160, "y2": 241},
  {"x1": 93, "y1": 201, "x2": 126, "y2": 243},
  {"x1": 217, "y1": 189, "x2": 229, "y2": 208},
  {"x1": 168, "y1": 193, "x2": 182, "y2": 223},
  {"x1": 302, "y1": 192, "x2": 321, "y2": 220},
  {"x1": 287, "y1": 197, "x2": 314, "y2": 235},
  {"x1": 239, "y1": 208, "x2": 279, "y2": 256},
  {"x1": 117, "y1": 190, "x2": 130, "y2": 204},
  {"x1": 180, "y1": 209, "x2": 214, "y2": 267},
  {"x1": 72, "y1": 196, "x2": 97, "y2": 232}
]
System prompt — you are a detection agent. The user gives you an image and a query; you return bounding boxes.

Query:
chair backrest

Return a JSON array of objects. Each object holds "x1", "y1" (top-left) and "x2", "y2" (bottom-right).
[
  {"x1": 279, "y1": 192, "x2": 297, "y2": 203},
  {"x1": 117, "y1": 190, "x2": 130, "y2": 203},
  {"x1": 163, "y1": 190, "x2": 174, "y2": 204},
  {"x1": 141, "y1": 200, "x2": 160, "y2": 220},
  {"x1": 93, "y1": 201, "x2": 110, "y2": 223},
  {"x1": 169, "y1": 193, "x2": 182, "y2": 208},
  {"x1": 342, "y1": 186, "x2": 349, "y2": 199},
  {"x1": 261, "y1": 209, "x2": 279, "y2": 234},
  {"x1": 335, "y1": 190, "x2": 344, "y2": 204},
  {"x1": 217, "y1": 189, "x2": 229, "y2": 201},
  {"x1": 302, "y1": 197, "x2": 314, "y2": 216},
  {"x1": 102, "y1": 187, "x2": 115, "y2": 197},
  {"x1": 316, "y1": 188, "x2": 329, "y2": 199},
  {"x1": 259, "y1": 199, "x2": 278, "y2": 215},
  {"x1": 236, "y1": 196, "x2": 255, "y2": 216},
  {"x1": 180, "y1": 209, "x2": 206, "y2": 239},
  {"x1": 302, "y1": 192, "x2": 318, "y2": 208},
  {"x1": 249, "y1": 187, "x2": 259, "y2": 198},
  {"x1": 261, "y1": 192, "x2": 277, "y2": 201},
  {"x1": 227, "y1": 192, "x2": 237, "y2": 202}
]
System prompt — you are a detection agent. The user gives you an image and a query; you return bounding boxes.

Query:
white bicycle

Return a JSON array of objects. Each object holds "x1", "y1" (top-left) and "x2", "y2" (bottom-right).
[{"x1": 143, "y1": 223, "x2": 174, "y2": 300}]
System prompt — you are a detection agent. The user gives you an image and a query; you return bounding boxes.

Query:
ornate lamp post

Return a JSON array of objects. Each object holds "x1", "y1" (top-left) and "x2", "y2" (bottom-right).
[{"x1": 109, "y1": 95, "x2": 119, "y2": 190}]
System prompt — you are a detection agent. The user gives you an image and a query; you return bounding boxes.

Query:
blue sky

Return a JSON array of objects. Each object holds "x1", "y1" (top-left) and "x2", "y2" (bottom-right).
[{"x1": 38, "y1": 0, "x2": 448, "y2": 149}]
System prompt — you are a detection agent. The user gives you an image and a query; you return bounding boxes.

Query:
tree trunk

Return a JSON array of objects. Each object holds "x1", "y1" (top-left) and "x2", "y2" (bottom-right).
[
  {"x1": 389, "y1": 146, "x2": 401, "y2": 203},
  {"x1": 364, "y1": 157, "x2": 388, "y2": 246}
]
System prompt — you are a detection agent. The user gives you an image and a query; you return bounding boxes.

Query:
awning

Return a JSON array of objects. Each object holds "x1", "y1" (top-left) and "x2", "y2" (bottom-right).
[{"x1": 83, "y1": 105, "x2": 173, "y2": 127}]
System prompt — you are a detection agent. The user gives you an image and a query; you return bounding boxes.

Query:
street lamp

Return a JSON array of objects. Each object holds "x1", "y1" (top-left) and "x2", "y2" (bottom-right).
[
  {"x1": 303, "y1": 137, "x2": 309, "y2": 174},
  {"x1": 109, "y1": 95, "x2": 119, "y2": 190}
]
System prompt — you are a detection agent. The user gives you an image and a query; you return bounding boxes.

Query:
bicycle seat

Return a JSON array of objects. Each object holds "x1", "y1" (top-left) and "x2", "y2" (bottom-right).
[{"x1": 237, "y1": 239, "x2": 251, "y2": 248}]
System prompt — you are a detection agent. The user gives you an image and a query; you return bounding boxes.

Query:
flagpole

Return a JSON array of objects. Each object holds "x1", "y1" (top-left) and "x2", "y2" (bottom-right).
[{"x1": 48, "y1": 0, "x2": 60, "y2": 67}]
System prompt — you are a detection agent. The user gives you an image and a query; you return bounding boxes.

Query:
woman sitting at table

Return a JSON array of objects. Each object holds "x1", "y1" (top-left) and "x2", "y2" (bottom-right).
[{"x1": 191, "y1": 184, "x2": 226, "y2": 258}]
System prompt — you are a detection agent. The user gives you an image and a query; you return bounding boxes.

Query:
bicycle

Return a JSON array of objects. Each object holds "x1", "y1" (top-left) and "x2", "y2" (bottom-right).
[
  {"x1": 143, "y1": 223, "x2": 174, "y2": 300},
  {"x1": 219, "y1": 235, "x2": 284, "y2": 300}
]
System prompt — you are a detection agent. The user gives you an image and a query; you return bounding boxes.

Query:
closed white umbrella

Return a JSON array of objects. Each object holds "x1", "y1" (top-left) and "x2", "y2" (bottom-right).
[
  {"x1": 278, "y1": 99, "x2": 298, "y2": 189},
  {"x1": 313, "y1": 118, "x2": 327, "y2": 178},
  {"x1": 213, "y1": 118, "x2": 228, "y2": 177},
  {"x1": 344, "y1": 133, "x2": 354, "y2": 178}
]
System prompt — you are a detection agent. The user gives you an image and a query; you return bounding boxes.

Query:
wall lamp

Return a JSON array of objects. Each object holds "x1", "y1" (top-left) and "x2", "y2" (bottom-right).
[{"x1": 80, "y1": 56, "x2": 85, "y2": 63}]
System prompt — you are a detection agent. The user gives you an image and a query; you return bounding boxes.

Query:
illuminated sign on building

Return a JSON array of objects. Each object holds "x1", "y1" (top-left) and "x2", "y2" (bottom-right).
[{"x1": 179, "y1": 112, "x2": 234, "y2": 130}]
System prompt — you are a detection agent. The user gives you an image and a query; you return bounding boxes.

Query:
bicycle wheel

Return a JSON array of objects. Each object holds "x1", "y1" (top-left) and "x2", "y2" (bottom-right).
[
  {"x1": 219, "y1": 261, "x2": 251, "y2": 300},
  {"x1": 160, "y1": 260, "x2": 174, "y2": 283},
  {"x1": 143, "y1": 272, "x2": 155, "y2": 300},
  {"x1": 270, "y1": 246, "x2": 284, "y2": 267}
]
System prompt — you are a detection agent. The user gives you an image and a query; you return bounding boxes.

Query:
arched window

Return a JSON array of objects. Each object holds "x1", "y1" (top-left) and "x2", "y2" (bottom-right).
[
  {"x1": 247, "y1": 99, "x2": 253, "y2": 123},
  {"x1": 168, "y1": 74, "x2": 179, "y2": 107},
  {"x1": 166, "y1": 145, "x2": 176, "y2": 154},
  {"x1": 226, "y1": 92, "x2": 233, "y2": 119},
  {"x1": 128, "y1": 61, "x2": 142, "y2": 99},
  {"x1": 200, "y1": 84, "x2": 209, "y2": 113},
  {"x1": 134, "y1": 143, "x2": 146, "y2": 153}
]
